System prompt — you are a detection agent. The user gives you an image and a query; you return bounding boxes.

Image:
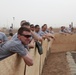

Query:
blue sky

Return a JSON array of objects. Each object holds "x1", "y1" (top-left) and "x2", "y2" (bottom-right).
[{"x1": 0, "y1": 0, "x2": 76, "y2": 28}]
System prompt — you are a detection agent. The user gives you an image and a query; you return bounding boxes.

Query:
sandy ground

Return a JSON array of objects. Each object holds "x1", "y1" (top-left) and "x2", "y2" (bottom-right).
[{"x1": 41, "y1": 52, "x2": 71, "y2": 75}]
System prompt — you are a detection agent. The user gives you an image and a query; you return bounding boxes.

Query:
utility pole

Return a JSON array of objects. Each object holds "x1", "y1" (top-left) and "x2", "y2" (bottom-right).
[{"x1": 13, "y1": 17, "x2": 15, "y2": 28}]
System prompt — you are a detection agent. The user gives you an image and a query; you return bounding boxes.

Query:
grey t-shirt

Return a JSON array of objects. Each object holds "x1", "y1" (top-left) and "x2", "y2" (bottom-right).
[
  {"x1": 0, "y1": 38, "x2": 28, "y2": 61},
  {"x1": 12, "y1": 33, "x2": 17, "y2": 40},
  {"x1": 35, "y1": 32, "x2": 42, "y2": 38},
  {"x1": 39, "y1": 30, "x2": 48, "y2": 36},
  {"x1": 0, "y1": 32, "x2": 8, "y2": 42}
]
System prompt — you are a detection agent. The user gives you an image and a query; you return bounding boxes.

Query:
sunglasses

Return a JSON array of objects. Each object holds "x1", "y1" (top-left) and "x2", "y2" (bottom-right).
[{"x1": 21, "y1": 34, "x2": 31, "y2": 38}]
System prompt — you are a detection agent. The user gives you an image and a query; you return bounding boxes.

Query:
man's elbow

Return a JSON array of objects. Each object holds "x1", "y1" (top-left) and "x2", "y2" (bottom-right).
[
  {"x1": 30, "y1": 62, "x2": 33, "y2": 66},
  {"x1": 27, "y1": 60, "x2": 33, "y2": 66}
]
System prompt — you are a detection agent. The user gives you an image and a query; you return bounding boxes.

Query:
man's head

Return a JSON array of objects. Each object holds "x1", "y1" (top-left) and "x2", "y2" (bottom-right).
[
  {"x1": 61, "y1": 26, "x2": 65, "y2": 31},
  {"x1": 42, "y1": 24, "x2": 47, "y2": 31},
  {"x1": 30, "y1": 24, "x2": 35, "y2": 31},
  {"x1": 20, "y1": 20, "x2": 26, "y2": 26},
  {"x1": 18, "y1": 27, "x2": 31, "y2": 45},
  {"x1": 21, "y1": 22, "x2": 30, "y2": 29},
  {"x1": 49, "y1": 27, "x2": 53, "y2": 31},
  {"x1": 35, "y1": 25, "x2": 40, "y2": 32}
]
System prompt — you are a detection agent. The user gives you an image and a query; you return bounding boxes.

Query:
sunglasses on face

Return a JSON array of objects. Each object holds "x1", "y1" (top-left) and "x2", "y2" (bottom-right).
[{"x1": 21, "y1": 34, "x2": 31, "y2": 38}]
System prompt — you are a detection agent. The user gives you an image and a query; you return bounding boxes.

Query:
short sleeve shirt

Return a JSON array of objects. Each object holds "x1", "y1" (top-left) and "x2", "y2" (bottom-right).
[
  {"x1": 12, "y1": 33, "x2": 18, "y2": 40},
  {"x1": 35, "y1": 32, "x2": 42, "y2": 38},
  {"x1": 38, "y1": 30, "x2": 48, "y2": 36},
  {"x1": 0, "y1": 32, "x2": 8, "y2": 42},
  {"x1": 0, "y1": 38, "x2": 28, "y2": 61}
]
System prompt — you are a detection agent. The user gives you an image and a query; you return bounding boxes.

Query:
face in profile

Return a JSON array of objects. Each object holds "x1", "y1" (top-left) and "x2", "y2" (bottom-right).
[{"x1": 35, "y1": 26, "x2": 40, "y2": 32}]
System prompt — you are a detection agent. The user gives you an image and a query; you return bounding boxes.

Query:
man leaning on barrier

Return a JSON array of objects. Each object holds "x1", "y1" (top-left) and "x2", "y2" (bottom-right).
[{"x1": 0, "y1": 27, "x2": 33, "y2": 66}]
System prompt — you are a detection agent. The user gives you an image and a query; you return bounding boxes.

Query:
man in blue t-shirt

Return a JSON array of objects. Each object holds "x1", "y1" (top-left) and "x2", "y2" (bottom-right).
[
  {"x1": 0, "y1": 30, "x2": 8, "y2": 43},
  {"x1": 0, "y1": 27, "x2": 33, "y2": 66}
]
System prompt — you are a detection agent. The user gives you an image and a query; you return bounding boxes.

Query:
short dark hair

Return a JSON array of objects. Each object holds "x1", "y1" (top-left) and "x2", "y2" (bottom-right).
[
  {"x1": 21, "y1": 22, "x2": 30, "y2": 27},
  {"x1": 9, "y1": 33, "x2": 13, "y2": 36},
  {"x1": 20, "y1": 20, "x2": 26, "y2": 25},
  {"x1": 30, "y1": 24, "x2": 34, "y2": 28},
  {"x1": 35, "y1": 25, "x2": 39, "y2": 28},
  {"x1": 18, "y1": 27, "x2": 30, "y2": 35},
  {"x1": 42, "y1": 24, "x2": 47, "y2": 28}
]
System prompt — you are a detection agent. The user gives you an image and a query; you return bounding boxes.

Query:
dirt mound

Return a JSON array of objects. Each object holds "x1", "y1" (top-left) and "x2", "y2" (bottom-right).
[{"x1": 41, "y1": 52, "x2": 71, "y2": 75}]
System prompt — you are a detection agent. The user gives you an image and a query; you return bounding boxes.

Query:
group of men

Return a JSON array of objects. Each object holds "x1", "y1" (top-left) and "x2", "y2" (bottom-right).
[
  {"x1": 59, "y1": 25, "x2": 74, "y2": 34},
  {"x1": 0, "y1": 20, "x2": 55, "y2": 66}
]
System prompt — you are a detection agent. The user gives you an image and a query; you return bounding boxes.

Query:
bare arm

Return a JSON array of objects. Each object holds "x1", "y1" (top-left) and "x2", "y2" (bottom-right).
[
  {"x1": 31, "y1": 31, "x2": 39, "y2": 41},
  {"x1": 46, "y1": 33, "x2": 55, "y2": 40},
  {"x1": 22, "y1": 53, "x2": 33, "y2": 66},
  {"x1": 28, "y1": 39, "x2": 35, "y2": 48}
]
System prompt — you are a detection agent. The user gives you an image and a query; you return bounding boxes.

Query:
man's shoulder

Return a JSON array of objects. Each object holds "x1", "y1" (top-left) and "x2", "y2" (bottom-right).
[
  {"x1": 39, "y1": 30, "x2": 43, "y2": 34},
  {"x1": 12, "y1": 33, "x2": 17, "y2": 40},
  {"x1": 5, "y1": 39, "x2": 22, "y2": 47},
  {"x1": 0, "y1": 32, "x2": 6, "y2": 35}
]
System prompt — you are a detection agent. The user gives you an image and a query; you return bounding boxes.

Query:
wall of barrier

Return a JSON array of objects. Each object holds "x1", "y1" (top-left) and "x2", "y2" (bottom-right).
[
  {"x1": 0, "y1": 38, "x2": 53, "y2": 75},
  {"x1": 51, "y1": 33, "x2": 76, "y2": 53},
  {"x1": 0, "y1": 54, "x2": 25, "y2": 75},
  {"x1": 0, "y1": 34, "x2": 76, "y2": 75}
]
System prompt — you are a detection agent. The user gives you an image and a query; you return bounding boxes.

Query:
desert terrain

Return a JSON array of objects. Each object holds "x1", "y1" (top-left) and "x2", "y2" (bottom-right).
[{"x1": 41, "y1": 52, "x2": 71, "y2": 75}]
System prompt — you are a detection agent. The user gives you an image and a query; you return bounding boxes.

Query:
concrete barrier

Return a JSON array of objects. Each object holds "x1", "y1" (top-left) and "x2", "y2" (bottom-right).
[
  {"x1": 25, "y1": 39, "x2": 53, "y2": 75},
  {"x1": 51, "y1": 33, "x2": 76, "y2": 53},
  {"x1": 0, "y1": 39, "x2": 53, "y2": 75},
  {"x1": 0, "y1": 33, "x2": 76, "y2": 75},
  {"x1": 0, "y1": 54, "x2": 25, "y2": 75}
]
